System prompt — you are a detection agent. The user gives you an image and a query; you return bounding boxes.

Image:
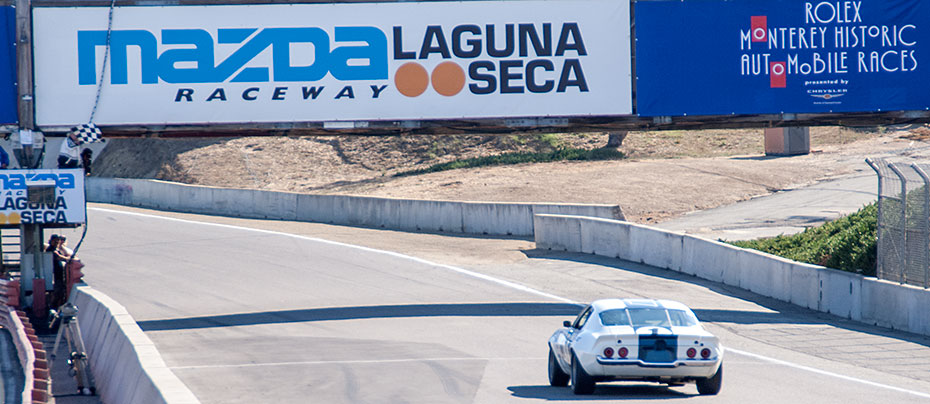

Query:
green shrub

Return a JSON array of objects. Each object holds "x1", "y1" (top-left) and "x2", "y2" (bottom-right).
[
  {"x1": 393, "y1": 147, "x2": 624, "y2": 177},
  {"x1": 536, "y1": 133, "x2": 564, "y2": 150},
  {"x1": 730, "y1": 203, "x2": 877, "y2": 276}
]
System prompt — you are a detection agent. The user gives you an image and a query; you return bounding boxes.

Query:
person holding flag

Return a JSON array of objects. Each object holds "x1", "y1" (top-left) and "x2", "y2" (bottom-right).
[
  {"x1": 59, "y1": 124, "x2": 104, "y2": 169},
  {"x1": 58, "y1": 130, "x2": 81, "y2": 168}
]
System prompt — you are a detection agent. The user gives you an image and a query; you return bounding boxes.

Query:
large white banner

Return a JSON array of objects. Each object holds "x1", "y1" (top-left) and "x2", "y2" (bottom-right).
[
  {"x1": 0, "y1": 169, "x2": 85, "y2": 225},
  {"x1": 33, "y1": 0, "x2": 632, "y2": 126}
]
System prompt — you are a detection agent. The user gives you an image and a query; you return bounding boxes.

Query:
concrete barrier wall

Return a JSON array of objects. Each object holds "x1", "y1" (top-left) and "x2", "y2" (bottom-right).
[
  {"x1": 534, "y1": 214, "x2": 930, "y2": 337},
  {"x1": 536, "y1": 214, "x2": 583, "y2": 252},
  {"x1": 0, "y1": 306, "x2": 33, "y2": 404},
  {"x1": 71, "y1": 285, "x2": 200, "y2": 404},
  {"x1": 88, "y1": 178, "x2": 623, "y2": 237}
]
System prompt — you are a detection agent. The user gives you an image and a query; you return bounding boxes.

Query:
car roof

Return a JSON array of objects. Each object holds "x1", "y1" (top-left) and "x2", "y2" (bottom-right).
[{"x1": 590, "y1": 298, "x2": 691, "y2": 312}]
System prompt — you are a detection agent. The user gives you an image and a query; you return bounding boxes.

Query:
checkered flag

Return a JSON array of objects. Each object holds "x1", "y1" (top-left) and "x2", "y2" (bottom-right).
[{"x1": 70, "y1": 123, "x2": 104, "y2": 145}]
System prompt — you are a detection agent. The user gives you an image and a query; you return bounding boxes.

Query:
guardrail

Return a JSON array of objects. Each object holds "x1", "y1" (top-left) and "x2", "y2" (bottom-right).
[
  {"x1": 534, "y1": 214, "x2": 930, "y2": 336},
  {"x1": 86, "y1": 177, "x2": 624, "y2": 237}
]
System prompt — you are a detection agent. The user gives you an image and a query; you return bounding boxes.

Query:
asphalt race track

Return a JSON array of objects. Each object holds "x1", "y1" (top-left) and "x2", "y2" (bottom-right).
[{"x1": 67, "y1": 205, "x2": 930, "y2": 403}]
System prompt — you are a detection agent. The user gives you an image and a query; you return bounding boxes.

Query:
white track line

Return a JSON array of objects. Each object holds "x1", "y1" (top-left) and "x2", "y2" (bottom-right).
[
  {"x1": 726, "y1": 348, "x2": 930, "y2": 399},
  {"x1": 91, "y1": 207, "x2": 930, "y2": 398}
]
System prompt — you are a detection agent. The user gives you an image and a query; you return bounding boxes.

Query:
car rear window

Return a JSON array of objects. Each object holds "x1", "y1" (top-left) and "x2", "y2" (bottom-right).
[
  {"x1": 628, "y1": 308, "x2": 671, "y2": 327},
  {"x1": 599, "y1": 308, "x2": 700, "y2": 328}
]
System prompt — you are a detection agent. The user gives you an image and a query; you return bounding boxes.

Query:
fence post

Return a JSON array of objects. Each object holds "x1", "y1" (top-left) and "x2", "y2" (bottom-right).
[
  {"x1": 866, "y1": 158, "x2": 885, "y2": 279},
  {"x1": 889, "y1": 163, "x2": 909, "y2": 285},
  {"x1": 911, "y1": 163, "x2": 930, "y2": 288}
]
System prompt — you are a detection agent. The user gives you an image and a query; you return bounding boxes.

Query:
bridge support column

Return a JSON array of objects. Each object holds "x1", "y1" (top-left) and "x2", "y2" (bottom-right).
[{"x1": 765, "y1": 127, "x2": 810, "y2": 156}]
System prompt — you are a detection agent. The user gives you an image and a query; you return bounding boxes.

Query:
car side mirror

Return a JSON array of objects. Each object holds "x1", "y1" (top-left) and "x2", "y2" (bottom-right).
[{"x1": 563, "y1": 320, "x2": 572, "y2": 328}]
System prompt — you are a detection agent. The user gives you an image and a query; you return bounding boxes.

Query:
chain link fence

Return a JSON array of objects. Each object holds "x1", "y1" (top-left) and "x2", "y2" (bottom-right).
[{"x1": 867, "y1": 158, "x2": 930, "y2": 288}]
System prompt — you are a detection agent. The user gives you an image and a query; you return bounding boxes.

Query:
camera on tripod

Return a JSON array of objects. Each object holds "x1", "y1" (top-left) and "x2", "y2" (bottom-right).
[{"x1": 50, "y1": 302, "x2": 97, "y2": 396}]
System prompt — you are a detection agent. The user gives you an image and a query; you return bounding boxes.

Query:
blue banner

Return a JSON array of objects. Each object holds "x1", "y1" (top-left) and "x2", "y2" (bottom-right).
[
  {"x1": 635, "y1": 0, "x2": 930, "y2": 116},
  {"x1": 1, "y1": 6, "x2": 15, "y2": 124}
]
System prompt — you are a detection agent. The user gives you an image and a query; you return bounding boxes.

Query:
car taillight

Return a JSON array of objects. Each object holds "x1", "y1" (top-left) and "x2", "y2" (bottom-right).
[
  {"x1": 687, "y1": 348, "x2": 697, "y2": 358},
  {"x1": 603, "y1": 347, "x2": 614, "y2": 358},
  {"x1": 701, "y1": 348, "x2": 711, "y2": 359},
  {"x1": 618, "y1": 347, "x2": 628, "y2": 358}
]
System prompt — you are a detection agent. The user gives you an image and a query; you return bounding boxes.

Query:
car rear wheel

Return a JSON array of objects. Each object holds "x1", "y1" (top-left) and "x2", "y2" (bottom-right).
[
  {"x1": 570, "y1": 353, "x2": 595, "y2": 395},
  {"x1": 548, "y1": 347, "x2": 569, "y2": 387},
  {"x1": 696, "y1": 364, "x2": 723, "y2": 395}
]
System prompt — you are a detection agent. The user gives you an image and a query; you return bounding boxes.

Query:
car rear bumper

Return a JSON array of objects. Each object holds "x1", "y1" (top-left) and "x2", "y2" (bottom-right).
[
  {"x1": 596, "y1": 358, "x2": 718, "y2": 368},
  {"x1": 585, "y1": 357, "x2": 721, "y2": 379}
]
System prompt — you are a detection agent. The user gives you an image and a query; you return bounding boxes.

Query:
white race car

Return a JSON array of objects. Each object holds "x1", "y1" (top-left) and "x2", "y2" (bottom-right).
[{"x1": 548, "y1": 298, "x2": 723, "y2": 395}]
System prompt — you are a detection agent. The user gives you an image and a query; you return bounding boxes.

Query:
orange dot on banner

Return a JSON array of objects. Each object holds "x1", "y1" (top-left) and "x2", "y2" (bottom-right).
[
  {"x1": 394, "y1": 63, "x2": 429, "y2": 97},
  {"x1": 0, "y1": 213, "x2": 6, "y2": 224},
  {"x1": 7, "y1": 212, "x2": 20, "y2": 225},
  {"x1": 431, "y1": 62, "x2": 465, "y2": 96}
]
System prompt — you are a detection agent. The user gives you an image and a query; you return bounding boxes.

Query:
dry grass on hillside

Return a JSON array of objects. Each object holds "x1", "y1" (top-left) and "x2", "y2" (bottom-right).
[{"x1": 92, "y1": 126, "x2": 913, "y2": 223}]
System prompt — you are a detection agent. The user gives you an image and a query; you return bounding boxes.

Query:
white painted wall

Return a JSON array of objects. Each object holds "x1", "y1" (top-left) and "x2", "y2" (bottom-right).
[
  {"x1": 534, "y1": 214, "x2": 930, "y2": 337},
  {"x1": 86, "y1": 178, "x2": 624, "y2": 237},
  {"x1": 71, "y1": 285, "x2": 200, "y2": 404}
]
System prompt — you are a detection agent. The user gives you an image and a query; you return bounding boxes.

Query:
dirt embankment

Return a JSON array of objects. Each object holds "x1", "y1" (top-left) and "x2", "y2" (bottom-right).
[{"x1": 92, "y1": 126, "x2": 928, "y2": 223}]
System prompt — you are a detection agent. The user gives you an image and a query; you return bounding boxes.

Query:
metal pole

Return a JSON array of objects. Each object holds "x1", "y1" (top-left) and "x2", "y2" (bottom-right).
[
  {"x1": 21, "y1": 223, "x2": 45, "y2": 314},
  {"x1": 911, "y1": 163, "x2": 930, "y2": 288},
  {"x1": 865, "y1": 158, "x2": 884, "y2": 279},
  {"x1": 14, "y1": 0, "x2": 33, "y2": 130},
  {"x1": 889, "y1": 163, "x2": 909, "y2": 285}
]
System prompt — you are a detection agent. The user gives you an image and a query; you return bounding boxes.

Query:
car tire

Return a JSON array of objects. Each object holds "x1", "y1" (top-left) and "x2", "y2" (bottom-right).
[
  {"x1": 570, "y1": 353, "x2": 596, "y2": 395},
  {"x1": 696, "y1": 363, "x2": 723, "y2": 395},
  {"x1": 548, "y1": 347, "x2": 570, "y2": 387}
]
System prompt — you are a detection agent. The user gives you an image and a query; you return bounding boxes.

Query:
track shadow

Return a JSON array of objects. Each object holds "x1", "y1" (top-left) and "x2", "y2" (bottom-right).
[
  {"x1": 508, "y1": 383, "x2": 693, "y2": 400},
  {"x1": 728, "y1": 155, "x2": 783, "y2": 161},
  {"x1": 137, "y1": 302, "x2": 581, "y2": 331},
  {"x1": 690, "y1": 308, "x2": 818, "y2": 324},
  {"x1": 520, "y1": 248, "x2": 930, "y2": 348}
]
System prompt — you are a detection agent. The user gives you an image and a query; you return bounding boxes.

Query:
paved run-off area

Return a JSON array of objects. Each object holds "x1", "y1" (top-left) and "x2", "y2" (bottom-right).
[{"x1": 44, "y1": 204, "x2": 930, "y2": 403}]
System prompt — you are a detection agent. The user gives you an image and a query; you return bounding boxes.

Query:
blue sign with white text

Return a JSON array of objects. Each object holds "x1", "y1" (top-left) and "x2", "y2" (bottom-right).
[
  {"x1": 1, "y1": 7, "x2": 15, "y2": 124},
  {"x1": 635, "y1": 0, "x2": 930, "y2": 116}
]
